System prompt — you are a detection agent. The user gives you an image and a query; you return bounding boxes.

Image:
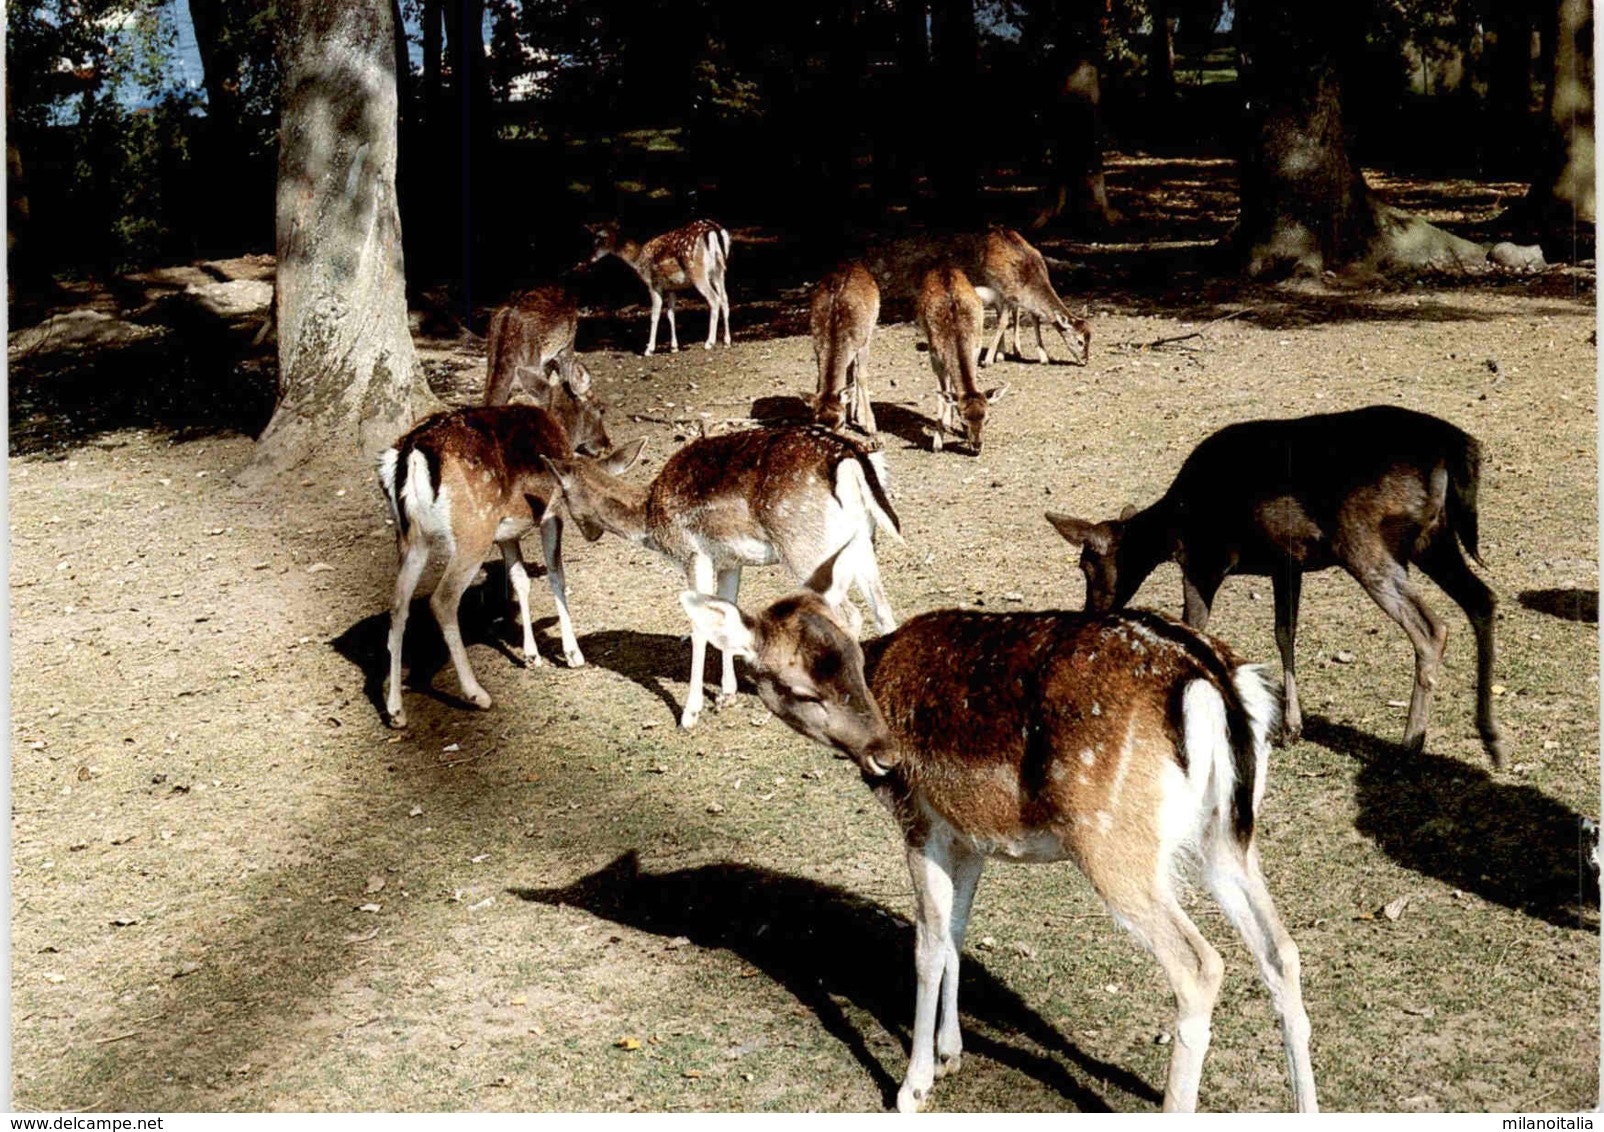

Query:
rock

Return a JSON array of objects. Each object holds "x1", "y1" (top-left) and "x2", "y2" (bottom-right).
[
  {"x1": 182, "y1": 279, "x2": 274, "y2": 320},
  {"x1": 1487, "y1": 242, "x2": 1546, "y2": 272}
]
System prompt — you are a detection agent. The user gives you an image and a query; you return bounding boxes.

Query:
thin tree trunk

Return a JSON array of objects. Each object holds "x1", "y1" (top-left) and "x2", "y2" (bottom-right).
[
  {"x1": 928, "y1": 0, "x2": 981, "y2": 226},
  {"x1": 873, "y1": 0, "x2": 929, "y2": 211},
  {"x1": 1032, "y1": 0, "x2": 1114, "y2": 232},
  {"x1": 1233, "y1": 0, "x2": 1489, "y2": 276},
  {"x1": 1148, "y1": 1, "x2": 1175, "y2": 105},
  {"x1": 245, "y1": 0, "x2": 437, "y2": 483}
]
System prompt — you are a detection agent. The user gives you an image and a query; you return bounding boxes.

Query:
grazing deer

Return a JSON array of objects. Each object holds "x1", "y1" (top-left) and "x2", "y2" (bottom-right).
[
  {"x1": 973, "y1": 228, "x2": 1091, "y2": 366},
  {"x1": 916, "y1": 266, "x2": 1004, "y2": 454},
  {"x1": 589, "y1": 218, "x2": 731, "y2": 355},
  {"x1": 680, "y1": 564, "x2": 1318, "y2": 1114},
  {"x1": 1046, "y1": 405, "x2": 1505, "y2": 764},
  {"x1": 809, "y1": 262, "x2": 880, "y2": 434},
  {"x1": 540, "y1": 426, "x2": 902, "y2": 728},
  {"x1": 375, "y1": 396, "x2": 623, "y2": 728},
  {"x1": 483, "y1": 286, "x2": 580, "y2": 407}
]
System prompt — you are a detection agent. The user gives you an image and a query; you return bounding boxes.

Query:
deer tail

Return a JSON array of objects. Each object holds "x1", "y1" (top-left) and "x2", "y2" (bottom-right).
[
  {"x1": 378, "y1": 440, "x2": 441, "y2": 542},
  {"x1": 835, "y1": 447, "x2": 903, "y2": 546},
  {"x1": 1180, "y1": 662, "x2": 1278, "y2": 852},
  {"x1": 1445, "y1": 433, "x2": 1484, "y2": 566}
]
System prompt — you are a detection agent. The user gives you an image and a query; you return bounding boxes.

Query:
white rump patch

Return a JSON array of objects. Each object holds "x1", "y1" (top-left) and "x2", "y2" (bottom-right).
[{"x1": 1231, "y1": 664, "x2": 1279, "y2": 813}]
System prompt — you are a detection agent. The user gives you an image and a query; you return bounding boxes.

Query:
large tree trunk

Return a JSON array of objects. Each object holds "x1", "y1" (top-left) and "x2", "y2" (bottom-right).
[
  {"x1": 1233, "y1": 0, "x2": 1489, "y2": 277},
  {"x1": 1032, "y1": 0, "x2": 1114, "y2": 232},
  {"x1": 245, "y1": 0, "x2": 437, "y2": 483},
  {"x1": 872, "y1": 0, "x2": 930, "y2": 212},
  {"x1": 1513, "y1": 0, "x2": 1595, "y2": 258},
  {"x1": 927, "y1": 0, "x2": 981, "y2": 226}
]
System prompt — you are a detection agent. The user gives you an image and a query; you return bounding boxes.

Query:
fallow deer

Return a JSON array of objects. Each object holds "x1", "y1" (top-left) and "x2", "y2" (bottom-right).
[
  {"x1": 589, "y1": 218, "x2": 731, "y2": 355},
  {"x1": 809, "y1": 262, "x2": 880, "y2": 434},
  {"x1": 1046, "y1": 404, "x2": 1505, "y2": 764},
  {"x1": 915, "y1": 266, "x2": 1004, "y2": 454},
  {"x1": 972, "y1": 228, "x2": 1091, "y2": 366},
  {"x1": 375, "y1": 394, "x2": 623, "y2": 728},
  {"x1": 483, "y1": 285, "x2": 580, "y2": 407},
  {"x1": 680, "y1": 563, "x2": 1318, "y2": 1114},
  {"x1": 540, "y1": 425, "x2": 902, "y2": 728}
]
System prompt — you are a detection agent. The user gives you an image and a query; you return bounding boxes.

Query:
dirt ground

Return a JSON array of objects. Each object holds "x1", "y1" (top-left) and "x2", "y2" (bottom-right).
[{"x1": 9, "y1": 224, "x2": 1600, "y2": 1111}]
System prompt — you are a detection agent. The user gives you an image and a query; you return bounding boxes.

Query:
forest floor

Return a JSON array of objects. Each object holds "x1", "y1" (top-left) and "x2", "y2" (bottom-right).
[{"x1": 8, "y1": 161, "x2": 1600, "y2": 1113}]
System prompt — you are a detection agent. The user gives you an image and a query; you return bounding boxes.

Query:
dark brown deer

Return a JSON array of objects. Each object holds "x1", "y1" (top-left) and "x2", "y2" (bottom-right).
[
  {"x1": 916, "y1": 266, "x2": 1004, "y2": 454},
  {"x1": 809, "y1": 262, "x2": 880, "y2": 434},
  {"x1": 1046, "y1": 405, "x2": 1505, "y2": 764},
  {"x1": 375, "y1": 398, "x2": 625, "y2": 728},
  {"x1": 680, "y1": 563, "x2": 1318, "y2": 1113},
  {"x1": 483, "y1": 286, "x2": 580, "y2": 407},
  {"x1": 589, "y1": 219, "x2": 731, "y2": 355},
  {"x1": 540, "y1": 426, "x2": 902, "y2": 728}
]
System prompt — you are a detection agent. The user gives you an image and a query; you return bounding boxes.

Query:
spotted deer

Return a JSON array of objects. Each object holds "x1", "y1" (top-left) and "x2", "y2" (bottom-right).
[
  {"x1": 1046, "y1": 405, "x2": 1505, "y2": 764},
  {"x1": 973, "y1": 227, "x2": 1091, "y2": 367},
  {"x1": 680, "y1": 562, "x2": 1317, "y2": 1114},
  {"x1": 375, "y1": 395, "x2": 622, "y2": 728},
  {"x1": 589, "y1": 218, "x2": 731, "y2": 355},
  {"x1": 915, "y1": 266, "x2": 1004, "y2": 454},
  {"x1": 483, "y1": 286, "x2": 580, "y2": 407},
  {"x1": 540, "y1": 426, "x2": 902, "y2": 728},
  {"x1": 809, "y1": 262, "x2": 880, "y2": 434},
  {"x1": 862, "y1": 228, "x2": 1089, "y2": 365}
]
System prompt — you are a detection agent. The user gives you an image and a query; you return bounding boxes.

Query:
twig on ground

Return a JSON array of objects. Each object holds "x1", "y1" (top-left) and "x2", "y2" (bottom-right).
[{"x1": 1125, "y1": 309, "x2": 1254, "y2": 351}]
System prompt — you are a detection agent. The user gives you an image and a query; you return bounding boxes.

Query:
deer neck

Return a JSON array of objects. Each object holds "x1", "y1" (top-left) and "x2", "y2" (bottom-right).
[
  {"x1": 586, "y1": 474, "x2": 651, "y2": 544},
  {"x1": 611, "y1": 240, "x2": 649, "y2": 281},
  {"x1": 1119, "y1": 502, "x2": 1181, "y2": 593}
]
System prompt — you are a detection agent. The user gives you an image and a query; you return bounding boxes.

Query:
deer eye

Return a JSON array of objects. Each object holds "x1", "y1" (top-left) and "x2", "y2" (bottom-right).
[{"x1": 787, "y1": 686, "x2": 822, "y2": 705}]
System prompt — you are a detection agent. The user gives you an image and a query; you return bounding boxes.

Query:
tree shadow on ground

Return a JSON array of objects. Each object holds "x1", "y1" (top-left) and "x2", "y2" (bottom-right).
[
  {"x1": 1517, "y1": 588, "x2": 1598, "y2": 624},
  {"x1": 1303, "y1": 715, "x2": 1599, "y2": 931},
  {"x1": 576, "y1": 628, "x2": 755, "y2": 720},
  {"x1": 330, "y1": 563, "x2": 564, "y2": 724},
  {"x1": 511, "y1": 851, "x2": 1163, "y2": 1112}
]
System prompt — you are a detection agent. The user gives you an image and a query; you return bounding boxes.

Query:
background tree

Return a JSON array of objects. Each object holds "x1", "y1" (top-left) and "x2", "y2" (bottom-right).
[
  {"x1": 1232, "y1": 0, "x2": 1489, "y2": 276},
  {"x1": 1032, "y1": 0, "x2": 1115, "y2": 232},
  {"x1": 248, "y1": 0, "x2": 438, "y2": 481},
  {"x1": 1510, "y1": 0, "x2": 1595, "y2": 257}
]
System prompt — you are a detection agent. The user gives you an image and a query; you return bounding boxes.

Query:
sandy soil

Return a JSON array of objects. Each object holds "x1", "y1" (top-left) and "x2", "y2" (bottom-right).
[{"x1": 9, "y1": 269, "x2": 1599, "y2": 1111}]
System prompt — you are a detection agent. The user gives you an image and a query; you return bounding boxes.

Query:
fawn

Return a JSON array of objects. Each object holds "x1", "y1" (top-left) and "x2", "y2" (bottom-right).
[
  {"x1": 589, "y1": 219, "x2": 731, "y2": 355},
  {"x1": 809, "y1": 262, "x2": 880, "y2": 434}
]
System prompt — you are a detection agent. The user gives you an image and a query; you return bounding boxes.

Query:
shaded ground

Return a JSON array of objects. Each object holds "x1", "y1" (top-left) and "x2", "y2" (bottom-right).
[{"x1": 9, "y1": 166, "x2": 1599, "y2": 1113}]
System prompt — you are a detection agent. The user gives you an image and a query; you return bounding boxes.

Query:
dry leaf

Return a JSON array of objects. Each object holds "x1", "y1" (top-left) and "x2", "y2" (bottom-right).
[
  {"x1": 364, "y1": 875, "x2": 385, "y2": 895},
  {"x1": 510, "y1": 995, "x2": 528, "y2": 1006},
  {"x1": 358, "y1": 902, "x2": 382, "y2": 914},
  {"x1": 683, "y1": 1069, "x2": 703, "y2": 1079},
  {"x1": 616, "y1": 1036, "x2": 642, "y2": 1051},
  {"x1": 1382, "y1": 896, "x2": 1410, "y2": 921}
]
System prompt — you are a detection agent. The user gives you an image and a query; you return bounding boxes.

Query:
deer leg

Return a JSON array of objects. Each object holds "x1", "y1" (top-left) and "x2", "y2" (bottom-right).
[
  {"x1": 849, "y1": 536, "x2": 898, "y2": 634},
  {"x1": 1416, "y1": 540, "x2": 1505, "y2": 766},
  {"x1": 711, "y1": 262, "x2": 732, "y2": 345},
  {"x1": 713, "y1": 567, "x2": 742, "y2": 709},
  {"x1": 1272, "y1": 568, "x2": 1304, "y2": 744},
  {"x1": 645, "y1": 291, "x2": 663, "y2": 356},
  {"x1": 936, "y1": 847, "x2": 983, "y2": 1080},
  {"x1": 1117, "y1": 891, "x2": 1225, "y2": 1113},
  {"x1": 540, "y1": 514, "x2": 585, "y2": 668},
  {"x1": 1030, "y1": 310, "x2": 1049, "y2": 363},
  {"x1": 665, "y1": 291, "x2": 680, "y2": 352},
  {"x1": 852, "y1": 346, "x2": 878, "y2": 434},
  {"x1": 1351, "y1": 562, "x2": 1448, "y2": 753},
  {"x1": 982, "y1": 306, "x2": 1006, "y2": 366},
  {"x1": 1181, "y1": 569, "x2": 1224, "y2": 632},
  {"x1": 430, "y1": 542, "x2": 495, "y2": 711},
  {"x1": 694, "y1": 275, "x2": 720, "y2": 350},
  {"x1": 1204, "y1": 839, "x2": 1318, "y2": 1112},
  {"x1": 384, "y1": 539, "x2": 431, "y2": 728},
  {"x1": 899, "y1": 831, "x2": 960, "y2": 1113},
  {"x1": 680, "y1": 553, "x2": 717, "y2": 728},
  {"x1": 499, "y1": 538, "x2": 543, "y2": 668}
]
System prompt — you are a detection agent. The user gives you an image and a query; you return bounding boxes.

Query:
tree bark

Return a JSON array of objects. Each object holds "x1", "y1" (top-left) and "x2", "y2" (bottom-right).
[
  {"x1": 927, "y1": 0, "x2": 981, "y2": 225},
  {"x1": 872, "y1": 0, "x2": 930, "y2": 211},
  {"x1": 1148, "y1": 1, "x2": 1175, "y2": 105},
  {"x1": 1514, "y1": 0, "x2": 1594, "y2": 257},
  {"x1": 245, "y1": 0, "x2": 437, "y2": 483},
  {"x1": 1233, "y1": 0, "x2": 1489, "y2": 276},
  {"x1": 1032, "y1": 0, "x2": 1114, "y2": 233}
]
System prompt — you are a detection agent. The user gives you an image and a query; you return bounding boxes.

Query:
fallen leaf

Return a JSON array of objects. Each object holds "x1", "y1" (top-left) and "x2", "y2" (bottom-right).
[
  {"x1": 616, "y1": 1036, "x2": 642, "y2": 1051},
  {"x1": 364, "y1": 875, "x2": 385, "y2": 895},
  {"x1": 358, "y1": 903, "x2": 382, "y2": 914},
  {"x1": 306, "y1": 562, "x2": 334, "y2": 574},
  {"x1": 706, "y1": 801, "x2": 725, "y2": 814},
  {"x1": 1382, "y1": 896, "x2": 1410, "y2": 921},
  {"x1": 1491, "y1": 683, "x2": 1507, "y2": 696},
  {"x1": 409, "y1": 805, "x2": 424, "y2": 817},
  {"x1": 683, "y1": 1069, "x2": 703, "y2": 1079},
  {"x1": 510, "y1": 994, "x2": 528, "y2": 1006},
  {"x1": 43, "y1": 973, "x2": 66, "y2": 984},
  {"x1": 1333, "y1": 650, "x2": 1357, "y2": 664},
  {"x1": 110, "y1": 916, "x2": 140, "y2": 927}
]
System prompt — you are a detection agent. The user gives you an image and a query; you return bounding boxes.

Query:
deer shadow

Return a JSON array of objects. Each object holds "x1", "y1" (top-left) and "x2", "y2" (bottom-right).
[
  {"x1": 1302, "y1": 715, "x2": 1599, "y2": 930},
  {"x1": 510, "y1": 852, "x2": 1162, "y2": 1112},
  {"x1": 330, "y1": 562, "x2": 566, "y2": 722},
  {"x1": 869, "y1": 401, "x2": 949, "y2": 453},
  {"x1": 1517, "y1": 588, "x2": 1599, "y2": 624},
  {"x1": 748, "y1": 394, "x2": 813, "y2": 424},
  {"x1": 576, "y1": 628, "x2": 757, "y2": 720}
]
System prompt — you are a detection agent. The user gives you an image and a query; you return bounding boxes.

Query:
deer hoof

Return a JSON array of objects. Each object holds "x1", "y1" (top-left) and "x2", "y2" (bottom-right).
[
  {"x1": 1483, "y1": 732, "x2": 1508, "y2": 769},
  {"x1": 1276, "y1": 721, "x2": 1302, "y2": 747},
  {"x1": 520, "y1": 648, "x2": 543, "y2": 669},
  {"x1": 935, "y1": 1051, "x2": 962, "y2": 1079},
  {"x1": 386, "y1": 707, "x2": 407, "y2": 730},
  {"x1": 465, "y1": 687, "x2": 493, "y2": 710},
  {"x1": 896, "y1": 1084, "x2": 928, "y2": 1114},
  {"x1": 564, "y1": 648, "x2": 586, "y2": 668},
  {"x1": 713, "y1": 691, "x2": 737, "y2": 711},
  {"x1": 1034, "y1": 349, "x2": 1050, "y2": 364},
  {"x1": 679, "y1": 706, "x2": 702, "y2": 729}
]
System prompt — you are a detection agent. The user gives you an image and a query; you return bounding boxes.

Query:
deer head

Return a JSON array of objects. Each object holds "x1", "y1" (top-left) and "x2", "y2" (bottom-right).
[
  {"x1": 679, "y1": 551, "x2": 898, "y2": 777},
  {"x1": 541, "y1": 437, "x2": 649, "y2": 541},
  {"x1": 1057, "y1": 314, "x2": 1092, "y2": 365},
  {"x1": 1045, "y1": 505, "x2": 1143, "y2": 613},
  {"x1": 545, "y1": 363, "x2": 612, "y2": 458},
  {"x1": 586, "y1": 222, "x2": 622, "y2": 263}
]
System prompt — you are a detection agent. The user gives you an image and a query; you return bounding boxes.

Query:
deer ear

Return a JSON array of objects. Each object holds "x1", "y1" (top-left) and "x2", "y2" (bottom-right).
[
  {"x1": 603, "y1": 436, "x2": 647, "y2": 475},
  {"x1": 568, "y1": 362, "x2": 593, "y2": 397},
  {"x1": 983, "y1": 382, "x2": 1010, "y2": 404},
  {"x1": 1046, "y1": 512, "x2": 1110, "y2": 553},
  {"x1": 803, "y1": 539, "x2": 855, "y2": 602},
  {"x1": 680, "y1": 592, "x2": 757, "y2": 660},
  {"x1": 538, "y1": 454, "x2": 572, "y2": 488},
  {"x1": 1118, "y1": 503, "x2": 1138, "y2": 522}
]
